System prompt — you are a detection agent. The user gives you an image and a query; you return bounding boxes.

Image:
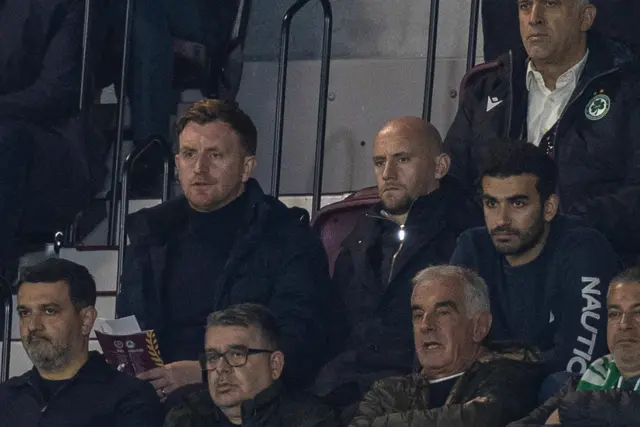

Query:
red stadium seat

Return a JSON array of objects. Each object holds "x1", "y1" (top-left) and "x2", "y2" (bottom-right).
[{"x1": 312, "y1": 187, "x2": 380, "y2": 276}]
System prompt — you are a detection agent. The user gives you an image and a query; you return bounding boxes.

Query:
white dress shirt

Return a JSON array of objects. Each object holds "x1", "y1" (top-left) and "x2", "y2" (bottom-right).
[{"x1": 526, "y1": 51, "x2": 589, "y2": 146}]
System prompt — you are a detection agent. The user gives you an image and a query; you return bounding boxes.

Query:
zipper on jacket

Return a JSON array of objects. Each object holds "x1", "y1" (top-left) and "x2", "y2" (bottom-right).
[
  {"x1": 505, "y1": 50, "x2": 514, "y2": 137},
  {"x1": 29, "y1": 374, "x2": 78, "y2": 415},
  {"x1": 366, "y1": 201, "x2": 415, "y2": 285},
  {"x1": 388, "y1": 226, "x2": 406, "y2": 285}
]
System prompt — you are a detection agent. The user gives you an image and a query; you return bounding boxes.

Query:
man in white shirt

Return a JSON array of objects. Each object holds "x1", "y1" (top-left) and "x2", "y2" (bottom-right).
[
  {"x1": 445, "y1": 0, "x2": 640, "y2": 264},
  {"x1": 526, "y1": 50, "x2": 588, "y2": 148}
]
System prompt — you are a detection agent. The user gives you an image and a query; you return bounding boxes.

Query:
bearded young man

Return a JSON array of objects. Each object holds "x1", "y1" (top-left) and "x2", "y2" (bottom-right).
[
  {"x1": 451, "y1": 141, "x2": 622, "y2": 376},
  {"x1": 0, "y1": 258, "x2": 161, "y2": 427}
]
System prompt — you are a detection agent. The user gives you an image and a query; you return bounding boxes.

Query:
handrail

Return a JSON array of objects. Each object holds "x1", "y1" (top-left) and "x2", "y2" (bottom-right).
[
  {"x1": 108, "y1": 0, "x2": 134, "y2": 246},
  {"x1": 0, "y1": 276, "x2": 12, "y2": 383},
  {"x1": 79, "y1": 0, "x2": 92, "y2": 112},
  {"x1": 466, "y1": 0, "x2": 481, "y2": 71},
  {"x1": 421, "y1": 0, "x2": 440, "y2": 122},
  {"x1": 116, "y1": 138, "x2": 171, "y2": 297},
  {"x1": 270, "y1": 0, "x2": 333, "y2": 218}
]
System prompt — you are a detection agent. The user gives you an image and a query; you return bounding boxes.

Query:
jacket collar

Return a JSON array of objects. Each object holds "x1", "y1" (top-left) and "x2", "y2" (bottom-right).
[
  {"x1": 495, "y1": 32, "x2": 636, "y2": 140},
  {"x1": 208, "y1": 381, "x2": 284, "y2": 423},
  {"x1": 526, "y1": 50, "x2": 589, "y2": 92},
  {"x1": 507, "y1": 31, "x2": 637, "y2": 89},
  {"x1": 6, "y1": 351, "x2": 113, "y2": 388},
  {"x1": 342, "y1": 176, "x2": 461, "y2": 250},
  {"x1": 240, "y1": 380, "x2": 283, "y2": 419},
  {"x1": 127, "y1": 178, "x2": 268, "y2": 245}
]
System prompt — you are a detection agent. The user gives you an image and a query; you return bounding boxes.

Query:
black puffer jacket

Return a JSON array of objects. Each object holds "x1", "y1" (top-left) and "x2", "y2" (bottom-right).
[
  {"x1": 445, "y1": 33, "x2": 640, "y2": 262},
  {"x1": 116, "y1": 179, "x2": 338, "y2": 387}
]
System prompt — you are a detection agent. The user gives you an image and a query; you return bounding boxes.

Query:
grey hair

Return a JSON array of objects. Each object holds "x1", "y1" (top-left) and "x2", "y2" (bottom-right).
[
  {"x1": 412, "y1": 265, "x2": 490, "y2": 317},
  {"x1": 207, "y1": 303, "x2": 280, "y2": 349}
]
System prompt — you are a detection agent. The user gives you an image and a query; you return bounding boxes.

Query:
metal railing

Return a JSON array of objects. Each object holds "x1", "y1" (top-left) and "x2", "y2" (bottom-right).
[
  {"x1": 270, "y1": 0, "x2": 333, "y2": 218},
  {"x1": 108, "y1": 0, "x2": 134, "y2": 246},
  {"x1": 423, "y1": 0, "x2": 483, "y2": 119},
  {"x1": 116, "y1": 139, "x2": 171, "y2": 296},
  {"x1": 466, "y1": 0, "x2": 481, "y2": 71},
  {"x1": 1, "y1": 277, "x2": 12, "y2": 383},
  {"x1": 422, "y1": 0, "x2": 440, "y2": 122}
]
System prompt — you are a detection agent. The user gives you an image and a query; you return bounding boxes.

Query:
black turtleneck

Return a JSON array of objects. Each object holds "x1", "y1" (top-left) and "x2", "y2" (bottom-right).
[{"x1": 160, "y1": 191, "x2": 249, "y2": 362}]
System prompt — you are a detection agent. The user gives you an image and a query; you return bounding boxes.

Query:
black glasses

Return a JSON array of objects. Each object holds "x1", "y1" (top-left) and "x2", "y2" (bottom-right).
[{"x1": 200, "y1": 347, "x2": 273, "y2": 370}]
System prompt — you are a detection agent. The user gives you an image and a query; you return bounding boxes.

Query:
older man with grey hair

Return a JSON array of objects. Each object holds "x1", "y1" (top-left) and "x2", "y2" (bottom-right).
[{"x1": 349, "y1": 265, "x2": 543, "y2": 427}]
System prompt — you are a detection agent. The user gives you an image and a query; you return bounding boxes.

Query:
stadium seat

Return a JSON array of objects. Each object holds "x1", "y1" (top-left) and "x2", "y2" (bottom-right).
[{"x1": 312, "y1": 187, "x2": 380, "y2": 275}]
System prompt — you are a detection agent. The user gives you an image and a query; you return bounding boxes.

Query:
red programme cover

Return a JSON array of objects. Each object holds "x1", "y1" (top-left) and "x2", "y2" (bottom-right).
[{"x1": 95, "y1": 329, "x2": 164, "y2": 376}]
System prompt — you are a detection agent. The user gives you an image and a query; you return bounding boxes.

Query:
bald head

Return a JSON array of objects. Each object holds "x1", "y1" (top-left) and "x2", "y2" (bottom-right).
[
  {"x1": 376, "y1": 117, "x2": 443, "y2": 155},
  {"x1": 372, "y1": 117, "x2": 450, "y2": 217}
]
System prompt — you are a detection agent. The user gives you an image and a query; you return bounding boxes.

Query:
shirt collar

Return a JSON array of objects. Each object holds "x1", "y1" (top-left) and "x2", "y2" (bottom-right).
[{"x1": 526, "y1": 50, "x2": 590, "y2": 92}]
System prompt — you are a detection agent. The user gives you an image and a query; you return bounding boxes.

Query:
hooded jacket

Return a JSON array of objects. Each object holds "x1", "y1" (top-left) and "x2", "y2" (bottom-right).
[{"x1": 445, "y1": 33, "x2": 640, "y2": 262}]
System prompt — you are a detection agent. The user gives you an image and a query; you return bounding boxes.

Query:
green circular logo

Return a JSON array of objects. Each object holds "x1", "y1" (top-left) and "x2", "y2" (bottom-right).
[{"x1": 585, "y1": 94, "x2": 611, "y2": 121}]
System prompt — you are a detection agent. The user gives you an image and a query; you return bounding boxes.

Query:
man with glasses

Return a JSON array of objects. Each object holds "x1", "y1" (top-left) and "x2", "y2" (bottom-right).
[
  {"x1": 117, "y1": 100, "x2": 338, "y2": 396},
  {"x1": 164, "y1": 304, "x2": 339, "y2": 427}
]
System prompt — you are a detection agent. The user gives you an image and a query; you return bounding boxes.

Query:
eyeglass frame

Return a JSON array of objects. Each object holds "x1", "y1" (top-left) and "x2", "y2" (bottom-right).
[{"x1": 199, "y1": 346, "x2": 274, "y2": 370}]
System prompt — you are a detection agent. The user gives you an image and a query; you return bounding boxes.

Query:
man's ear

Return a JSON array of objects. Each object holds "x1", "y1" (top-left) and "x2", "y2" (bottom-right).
[
  {"x1": 242, "y1": 156, "x2": 257, "y2": 183},
  {"x1": 434, "y1": 153, "x2": 451, "y2": 180},
  {"x1": 79, "y1": 306, "x2": 97, "y2": 337},
  {"x1": 543, "y1": 194, "x2": 559, "y2": 222},
  {"x1": 580, "y1": 4, "x2": 597, "y2": 32},
  {"x1": 473, "y1": 311, "x2": 492, "y2": 343},
  {"x1": 270, "y1": 351, "x2": 285, "y2": 380}
]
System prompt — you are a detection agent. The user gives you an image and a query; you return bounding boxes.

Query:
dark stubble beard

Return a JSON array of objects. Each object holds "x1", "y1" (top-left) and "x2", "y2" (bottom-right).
[
  {"x1": 491, "y1": 209, "x2": 547, "y2": 256},
  {"x1": 22, "y1": 333, "x2": 70, "y2": 372},
  {"x1": 381, "y1": 194, "x2": 414, "y2": 216}
]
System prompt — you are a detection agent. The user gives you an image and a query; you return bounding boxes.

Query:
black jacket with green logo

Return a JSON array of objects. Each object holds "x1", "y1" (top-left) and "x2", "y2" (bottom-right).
[{"x1": 444, "y1": 33, "x2": 640, "y2": 263}]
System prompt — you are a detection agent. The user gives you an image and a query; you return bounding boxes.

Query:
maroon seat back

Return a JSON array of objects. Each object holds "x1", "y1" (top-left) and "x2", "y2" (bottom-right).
[{"x1": 312, "y1": 187, "x2": 380, "y2": 275}]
